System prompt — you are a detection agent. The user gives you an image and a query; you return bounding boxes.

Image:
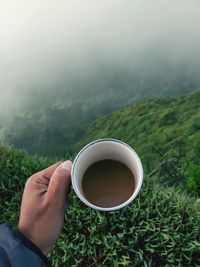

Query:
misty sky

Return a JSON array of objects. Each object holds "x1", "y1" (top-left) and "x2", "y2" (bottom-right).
[{"x1": 0, "y1": 0, "x2": 200, "y2": 109}]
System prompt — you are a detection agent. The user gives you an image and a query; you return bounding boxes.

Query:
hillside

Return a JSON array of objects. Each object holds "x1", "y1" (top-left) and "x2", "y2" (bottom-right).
[
  {"x1": 73, "y1": 91, "x2": 200, "y2": 195},
  {"x1": 74, "y1": 91, "x2": 199, "y2": 163},
  {"x1": 0, "y1": 145, "x2": 199, "y2": 266},
  {"x1": 0, "y1": 78, "x2": 198, "y2": 157}
]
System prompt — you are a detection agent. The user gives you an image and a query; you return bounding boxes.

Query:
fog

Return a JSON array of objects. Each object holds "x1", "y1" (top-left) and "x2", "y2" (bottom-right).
[{"x1": 0, "y1": 0, "x2": 200, "y2": 111}]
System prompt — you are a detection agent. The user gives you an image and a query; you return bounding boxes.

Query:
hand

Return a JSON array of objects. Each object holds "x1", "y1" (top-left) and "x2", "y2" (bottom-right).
[{"x1": 18, "y1": 160, "x2": 72, "y2": 255}]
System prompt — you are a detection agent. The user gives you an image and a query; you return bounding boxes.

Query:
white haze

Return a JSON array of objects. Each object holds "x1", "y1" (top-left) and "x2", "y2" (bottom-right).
[{"x1": 0, "y1": 0, "x2": 200, "y2": 110}]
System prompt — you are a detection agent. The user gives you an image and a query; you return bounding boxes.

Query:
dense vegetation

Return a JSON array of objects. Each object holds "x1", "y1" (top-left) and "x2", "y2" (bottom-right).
[
  {"x1": 0, "y1": 145, "x2": 199, "y2": 266},
  {"x1": 0, "y1": 91, "x2": 199, "y2": 266},
  {"x1": 74, "y1": 90, "x2": 200, "y2": 195},
  {"x1": 0, "y1": 71, "x2": 198, "y2": 157}
]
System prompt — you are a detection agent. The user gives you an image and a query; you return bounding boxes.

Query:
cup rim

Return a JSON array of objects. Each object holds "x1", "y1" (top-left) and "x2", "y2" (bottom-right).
[{"x1": 71, "y1": 138, "x2": 143, "y2": 211}]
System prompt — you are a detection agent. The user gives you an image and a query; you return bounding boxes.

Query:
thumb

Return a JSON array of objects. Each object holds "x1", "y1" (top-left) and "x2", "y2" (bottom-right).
[{"x1": 46, "y1": 160, "x2": 72, "y2": 200}]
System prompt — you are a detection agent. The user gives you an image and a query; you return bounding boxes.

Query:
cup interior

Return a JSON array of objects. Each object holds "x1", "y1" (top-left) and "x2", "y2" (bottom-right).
[{"x1": 72, "y1": 139, "x2": 143, "y2": 211}]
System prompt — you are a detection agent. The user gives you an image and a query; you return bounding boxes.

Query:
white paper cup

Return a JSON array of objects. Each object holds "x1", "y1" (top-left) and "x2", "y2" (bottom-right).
[{"x1": 71, "y1": 138, "x2": 143, "y2": 211}]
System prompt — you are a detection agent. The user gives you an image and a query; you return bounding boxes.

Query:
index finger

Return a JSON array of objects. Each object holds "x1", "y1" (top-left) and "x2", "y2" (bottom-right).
[{"x1": 38, "y1": 161, "x2": 64, "y2": 181}]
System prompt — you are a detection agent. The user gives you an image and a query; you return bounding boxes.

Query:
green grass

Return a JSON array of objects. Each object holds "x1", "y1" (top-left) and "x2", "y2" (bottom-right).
[{"x1": 0, "y1": 145, "x2": 199, "y2": 266}]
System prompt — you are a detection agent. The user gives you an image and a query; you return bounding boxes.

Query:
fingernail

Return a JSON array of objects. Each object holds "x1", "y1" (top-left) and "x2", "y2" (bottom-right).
[{"x1": 59, "y1": 160, "x2": 72, "y2": 171}]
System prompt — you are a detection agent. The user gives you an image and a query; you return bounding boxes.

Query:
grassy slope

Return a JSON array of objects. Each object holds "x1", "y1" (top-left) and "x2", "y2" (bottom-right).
[
  {"x1": 73, "y1": 90, "x2": 200, "y2": 172},
  {"x1": 0, "y1": 145, "x2": 199, "y2": 266},
  {"x1": 1, "y1": 79, "x2": 198, "y2": 157}
]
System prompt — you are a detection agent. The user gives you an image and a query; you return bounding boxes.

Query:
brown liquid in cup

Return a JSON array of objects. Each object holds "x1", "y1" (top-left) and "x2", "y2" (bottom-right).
[{"x1": 82, "y1": 159, "x2": 135, "y2": 208}]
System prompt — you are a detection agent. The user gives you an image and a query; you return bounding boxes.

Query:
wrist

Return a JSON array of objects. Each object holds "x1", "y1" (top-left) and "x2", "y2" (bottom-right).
[
  {"x1": 18, "y1": 225, "x2": 49, "y2": 256},
  {"x1": 16, "y1": 228, "x2": 51, "y2": 266}
]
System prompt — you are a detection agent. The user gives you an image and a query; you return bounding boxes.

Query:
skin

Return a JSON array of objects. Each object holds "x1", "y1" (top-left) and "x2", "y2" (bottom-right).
[{"x1": 18, "y1": 160, "x2": 72, "y2": 255}]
